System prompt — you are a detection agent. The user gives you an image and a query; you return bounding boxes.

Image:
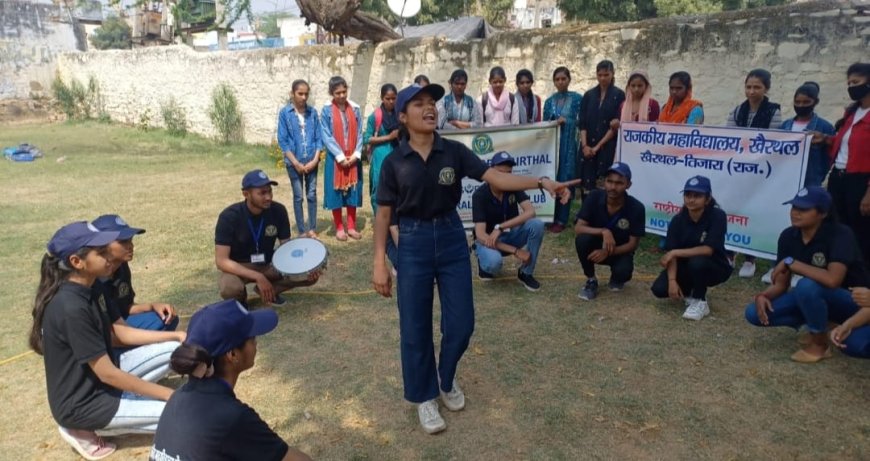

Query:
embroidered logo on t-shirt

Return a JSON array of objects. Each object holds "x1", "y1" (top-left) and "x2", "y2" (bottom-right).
[
  {"x1": 700, "y1": 231, "x2": 707, "y2": 243},
  {"x1": 812, "y1": 252, "x2": 826, "y2": 267},
  {"x1": 265, "y1": 225, "x2": 278, "y2": 237},
  {"x1": 118, "y1": 282, "x2": 131, "y2": 298},
  {"x1": 508, "y1": 195, "x2": 516, "y2": 205},
  {"x1": 97, "y1": 294, "x2": 108, "y2": 315},
  {"x1": 617, "y1": 218, "x2": 629, "y2": 230},
  {"x1": 438, "y1": 167, "x2": 456, "y2": 185}
]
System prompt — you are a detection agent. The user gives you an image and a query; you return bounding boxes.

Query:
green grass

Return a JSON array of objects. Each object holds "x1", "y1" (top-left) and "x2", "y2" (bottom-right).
[{"x1": 1, "y1": 122, "x2": 868, "y2": 460}]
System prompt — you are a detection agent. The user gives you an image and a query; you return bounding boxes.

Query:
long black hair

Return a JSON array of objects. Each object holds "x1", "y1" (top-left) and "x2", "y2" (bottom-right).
[{"x1": 30, "y1": 247, "x2": 96, "y2": 355}]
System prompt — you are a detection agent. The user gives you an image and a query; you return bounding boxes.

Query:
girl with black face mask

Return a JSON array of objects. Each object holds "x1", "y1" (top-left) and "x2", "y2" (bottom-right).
[
  {"x1": 780, "y1": 82, "x2": 835, "y2": 187},
  {"x1": 822, "y1": 62, "x2": 870, "y2": 270}
]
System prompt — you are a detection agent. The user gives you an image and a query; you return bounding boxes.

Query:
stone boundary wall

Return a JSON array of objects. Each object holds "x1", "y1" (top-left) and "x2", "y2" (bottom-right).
[{"x1": 56, "y1": 1, "x2": 870, "y2": 144}]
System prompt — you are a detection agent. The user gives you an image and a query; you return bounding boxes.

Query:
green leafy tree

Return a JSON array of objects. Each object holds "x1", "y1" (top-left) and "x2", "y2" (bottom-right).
[
  {"x1": 557, "y1": 0, "x2": 644, "y2": 23},
  {"x1": 480, "y1": 0, "x2": 514, "y2": 27},
  {"x1": 653, "y1": 0, "x2": 721, "y2": 16},
  {"x1": 722, "y1": 0, "x2": 789, "y2": 10},
  {"x1": 90, "y1": 16, "x2": 132, "y2": 50}
]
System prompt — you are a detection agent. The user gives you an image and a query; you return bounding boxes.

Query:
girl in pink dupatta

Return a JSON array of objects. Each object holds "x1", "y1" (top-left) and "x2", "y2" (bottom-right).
[
  {"x1": 481, "y1": 66, "x2": 519, "y2": 127},
  {"x1": 613, "y1": 71, "x2": 660, "y2": 128}
]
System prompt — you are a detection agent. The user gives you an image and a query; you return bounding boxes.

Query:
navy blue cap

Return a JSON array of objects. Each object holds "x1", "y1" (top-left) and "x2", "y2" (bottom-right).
[
  {"x1": 396, "y1": 83, "x2": 446, "y2": 114},
  {"x1": 490, "y1": 151, "x2": 515, "y2": 167},
  {"x1": 681, "y1": 175, "x2": 712, "y2": 195},
  {"x1": 241, "y1": 170, "x2": 278, "y2": 190},
  {"x1": 47, "y1": 221, "x2": 119, "y2": 262},
  {"x1": 185, "y1": 299, "x2": 279, "y2": 358},
  {"x1": 91, "y1": 214, "x2": 145, "y2": 240},
  {"x1": 783, "y1": 186, "x2": 832, "y2": 212},
  {"x1": 607, "y1": 161, "x2": 632, "y2": 180}
]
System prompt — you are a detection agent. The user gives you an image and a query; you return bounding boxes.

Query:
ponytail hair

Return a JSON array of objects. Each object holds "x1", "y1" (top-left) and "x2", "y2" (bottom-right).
[
  {"x1": 30, "y1": 248, "x2": 92, "y2": 355},
  {"x1": 291, "y1": 79, "x2": 308, "y2": 92},
  {"x1": 170, "y1": 343, "x2": 215, "y2": 377}
]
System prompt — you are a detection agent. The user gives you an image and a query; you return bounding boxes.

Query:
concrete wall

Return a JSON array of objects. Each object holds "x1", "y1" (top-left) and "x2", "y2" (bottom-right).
[
  {"x1": 0, "y1": 1, "x2": 80, "y2": 99},
  {"x1": 57, "y1": 0, "x2": 870, "y2": 144}
]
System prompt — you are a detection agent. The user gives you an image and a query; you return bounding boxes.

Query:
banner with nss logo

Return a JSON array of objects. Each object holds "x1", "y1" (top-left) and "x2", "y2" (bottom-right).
[{"x1": 440, "y1": 122, "x2": 560, "y2": 226}]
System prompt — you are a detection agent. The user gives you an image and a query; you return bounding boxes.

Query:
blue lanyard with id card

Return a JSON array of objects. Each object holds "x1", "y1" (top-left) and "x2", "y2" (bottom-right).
[{"x1": 247, "y1": 216, "x2": 266, "y2": 263}]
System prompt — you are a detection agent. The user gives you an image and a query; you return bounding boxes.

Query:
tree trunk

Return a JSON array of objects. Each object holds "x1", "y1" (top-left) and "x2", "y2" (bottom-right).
[{"x1": 297, "y1": 0, "x2": 400, "y2": 43}]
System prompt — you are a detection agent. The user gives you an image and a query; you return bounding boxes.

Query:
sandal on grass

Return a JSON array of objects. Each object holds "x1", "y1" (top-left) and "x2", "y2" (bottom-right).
[{"x1": 790, "y1": 347, "x2": 832, "y2": 364}]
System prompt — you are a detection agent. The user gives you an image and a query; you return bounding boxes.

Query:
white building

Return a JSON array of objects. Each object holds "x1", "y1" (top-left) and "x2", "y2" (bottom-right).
[
  {"x1": 511, "y1": 0, "x2": 561, "y2": 29},
  {"x1": 278, "y1": 17, "x2": 317, "y2": 47}
]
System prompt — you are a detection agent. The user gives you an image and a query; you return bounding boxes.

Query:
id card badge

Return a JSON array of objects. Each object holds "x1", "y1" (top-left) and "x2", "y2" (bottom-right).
[{"x1": 250, "y1": 253, "x2": 266, "y2": 264}]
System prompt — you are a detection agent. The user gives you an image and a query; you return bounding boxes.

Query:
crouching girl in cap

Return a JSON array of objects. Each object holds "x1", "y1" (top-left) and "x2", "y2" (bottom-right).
[
  {"x1": 745, "y1": 186, "x2": 870, "y2": 362},
  {"x1": 651, "y1": 176, "x2": 732, "y2": 321},
  {"x1": 151, "y1": 300, "x2": 312, "y2": 460},
  {"x1": 31, "y1": 222, "x2": 183, "y2": 460},
  {"x1": 371, "y1": 82, "x2": 576, "y2": 434}
]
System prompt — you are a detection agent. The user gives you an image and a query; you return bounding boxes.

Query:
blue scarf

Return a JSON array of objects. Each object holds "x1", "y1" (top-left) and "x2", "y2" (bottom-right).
[{"x1": 443, "y1": 93, "x2": 475, "y2": 122}]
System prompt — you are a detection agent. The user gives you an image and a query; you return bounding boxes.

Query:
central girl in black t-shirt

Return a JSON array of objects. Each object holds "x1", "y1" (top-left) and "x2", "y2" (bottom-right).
[{"x1": 372, "y1": 83, "x2": 576, "y2": 434}]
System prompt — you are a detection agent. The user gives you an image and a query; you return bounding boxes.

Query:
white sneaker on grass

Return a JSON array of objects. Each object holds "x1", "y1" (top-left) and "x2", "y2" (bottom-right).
[
  {"x1": 417, "y1": 399, "x2": 447, "y2": 434},
  {"x1": 440, "y1": 380, "x2": 465, "y2": 411},
  {"x1": 682, "y1": 299, "x2": 710, "y2": 321},
  {"x1": 739, "y1": 261, "x2": 756, "y2": 278},
  {"x1": 761, "y1": 268, "x2": 773, "y2": 284},
  {"x1": 683, "y1": 297, "x2": 697, "y2": 308}
]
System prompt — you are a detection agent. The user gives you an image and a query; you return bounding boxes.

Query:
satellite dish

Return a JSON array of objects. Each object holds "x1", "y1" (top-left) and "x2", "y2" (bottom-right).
[{"x1": 388, "y1": 0, "x2": 421, "y2": 18}]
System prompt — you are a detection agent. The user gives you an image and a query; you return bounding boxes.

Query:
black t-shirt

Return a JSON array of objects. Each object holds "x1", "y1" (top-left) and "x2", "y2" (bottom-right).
[
  {"x1": 575, "y1": 190, "x2": 646, "y2": 246},
  {"x1": 579, "y1": 85, "x2": 626, "y2": 144},
  {"x1": 472, "y1": 184, "x2": 529, "y2": 234},
  {"x1": 92, "y1": 280, "x2": 123, "y2": 325},
  {"x1": 103, "y1": 262, "x2": 135, "y2": 318},
  {"x1": 376, "y1": 133, "x2": 489, "y2": 220},
  {"x1": 777, "y1": 222, "x2": 870, "y2": 289},
  {"x1": 42, "y1": 282, "x2": 121, "y2": 430},
  {"x1": 215, "y1": 201, "x2": 291, "y2": 265},
  {"x1": 151, "y1": 378, "x2": 289, "y2": 461},
  {"x1": 665, "y1": 206, "x2": 730, "y2": 266}
]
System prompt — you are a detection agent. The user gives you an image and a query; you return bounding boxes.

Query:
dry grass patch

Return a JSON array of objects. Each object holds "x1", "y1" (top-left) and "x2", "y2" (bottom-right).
[{"x1": 0, "y1": 122, "x2": 868, "y2": 460}]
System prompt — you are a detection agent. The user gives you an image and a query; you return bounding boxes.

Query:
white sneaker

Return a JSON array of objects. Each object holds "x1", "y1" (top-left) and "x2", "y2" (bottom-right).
[
  {"x1": 739, "y1": 261, "x2": 756, "y2": 278},
  {"x1": 761, "y1": 268, "x2": 773, "y2": 284},
  {"x1": 440, "y1": 380, "x2": 465, "y2": 411},
  {"x1": 683, "y1": 297, "x2": 697, "y2": 308},
  {"x1": 417, "y1": 399, "x2": 446, "y2": 434},
  {"x1": 682, "y1": 299, "x2": 710, "y2": 321}
]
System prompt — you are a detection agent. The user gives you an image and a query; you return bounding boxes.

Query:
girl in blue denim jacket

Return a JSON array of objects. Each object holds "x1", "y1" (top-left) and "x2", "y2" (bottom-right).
[{"x1": 780, "y1": 82, "x2": 836, "y2": 188}]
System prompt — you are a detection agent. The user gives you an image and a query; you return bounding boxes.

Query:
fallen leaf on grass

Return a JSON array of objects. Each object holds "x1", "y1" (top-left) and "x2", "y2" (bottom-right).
[
  {"x1": 304, "y1": 410, "x2": 312, "y2": 420},
  {"x1": 582, "y1": 391, "x2": 596, "y2": 397},
  {"x1": 594, "y1": 416, "x2": 606, "y2": 423},
  {"x1": 639, "y1": 423, "x2": 661, "y2": 433}
]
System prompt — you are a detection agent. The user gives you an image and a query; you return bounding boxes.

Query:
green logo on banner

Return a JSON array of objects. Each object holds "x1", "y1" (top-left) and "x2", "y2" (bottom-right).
[{"x1": 472, "y1": 134, "x2": 494, "y2": 156}]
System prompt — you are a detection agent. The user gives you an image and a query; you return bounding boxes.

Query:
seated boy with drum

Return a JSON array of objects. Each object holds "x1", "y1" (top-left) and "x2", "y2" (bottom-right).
[{"x1": 215, "y1": 170, "x2": 321, "y2": 307}]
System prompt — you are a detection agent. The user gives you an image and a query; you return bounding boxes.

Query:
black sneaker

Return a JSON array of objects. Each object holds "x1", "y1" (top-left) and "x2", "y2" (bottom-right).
[
  {"x1": 517, "y1": 270, "x2": 541, "y2": 291},
  {"x1": 578, "y1": 279, "x2": 599, "y2": 301},
  {"x1": 478, "y1": 267, "x2": 494, "y2": 281},
  {"x1": 608, "y1": 281, "x2": 625, "y2": 292}
]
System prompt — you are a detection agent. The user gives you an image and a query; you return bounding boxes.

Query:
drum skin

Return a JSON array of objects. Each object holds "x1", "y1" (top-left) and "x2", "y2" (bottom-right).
[{"x1": 272, "y1": 238, "x2": 328, "y2": 281}]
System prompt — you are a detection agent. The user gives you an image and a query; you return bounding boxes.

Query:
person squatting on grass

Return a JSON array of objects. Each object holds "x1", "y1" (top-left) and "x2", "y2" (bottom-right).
[
  {"x1": 575, "y1": 162, "x2": 646, "y2": 301},
  {"x1": 91, "y1": 214, "x2": 179, "y2": 332},
  {"x1": 150, "y1": 300, "x2": 312, "y2": 461},
  {"x1": 215, "y1": 170, "x2": 320, "y2": 308},
  {"x1": 650, "y1": 176, "x2": 732, "y2": 321},
  {"x1": 277, "y1": 79, "x2": 323, "y2": 239},
  {"x1": 321, "y1": 75, "x2": 365, "y2": 242},
  {"x1": 481, "y1": 66, "x2": 519, "y2": 127},
  {"x1": 31, "y1": 222, "x2": 184, "y2": 460},
  {"x1": 472, "y1": 151, "x2": 545, "y2": 291},
  {"x1": 744, "y1": 186, "x2": 870, "y2": 363},
  {"x1": 371, "y1": 83, "x2": 575, "y2": 434}
]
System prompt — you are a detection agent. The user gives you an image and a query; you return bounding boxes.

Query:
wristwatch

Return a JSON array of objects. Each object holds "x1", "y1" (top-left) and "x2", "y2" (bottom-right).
[
  {"x1": 783, "y1": 257, "x2": 794, "y2": 267},
  {"x1": 494, "y1": 224, "x2": 502, "y2": 232}
]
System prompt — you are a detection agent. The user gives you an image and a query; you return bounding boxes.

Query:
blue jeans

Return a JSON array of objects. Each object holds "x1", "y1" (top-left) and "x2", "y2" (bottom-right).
[
  {"x1": 396, "y1": 212, "x2": 474, "y2": 403},
  {"x1": 476, "y1": 219, "x2": 544, "y2": 276},
  {"x1": 126, "y1": 311, "x2": 179, "y2": 331},
  {"x1": 286, "y1": 166, "x2": 318, "y2": 234},
  {"x1": 744, "y1": 278, "x2": 870, "y2": 358}
]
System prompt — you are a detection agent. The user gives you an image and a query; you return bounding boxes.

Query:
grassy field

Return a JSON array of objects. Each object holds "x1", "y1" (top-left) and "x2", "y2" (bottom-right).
[{"x1": 1, "y1": 122, "x2": 868, "y2": 460}]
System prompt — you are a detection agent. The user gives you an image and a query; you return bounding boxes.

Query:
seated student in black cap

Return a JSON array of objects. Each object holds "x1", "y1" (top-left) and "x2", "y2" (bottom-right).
[
  {"x1": 91, "y1": 214, "x2": 179, "y2": 331},
  {"x1": 575, "y1": 162, "x2": 645, "y2": 301},
  {"x1": 215, "y1": 170, "x2": 320, "y2": 307},
  {"x1": 472, "y1": 151, "x2": 545, "y2": 291},
  {"x1": 151, "y1": 299, "x2": 312, "y2": 461},
  {"x1": 745, "y1": 186, "x2": 870, "y2": 363},
  {"x1": 651, "y1": 175, "x2": 732, "y2": 321}
]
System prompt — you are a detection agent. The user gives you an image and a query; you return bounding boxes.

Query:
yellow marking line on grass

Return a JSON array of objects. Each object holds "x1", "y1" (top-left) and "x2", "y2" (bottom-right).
[{"x1": 1, "y1": 274, "x2": 660, "y2": 365}]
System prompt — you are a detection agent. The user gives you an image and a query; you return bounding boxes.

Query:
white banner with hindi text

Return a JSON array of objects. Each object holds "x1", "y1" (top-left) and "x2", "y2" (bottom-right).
[{"x1": 617, "y1": 122, "x2": 810, "y2": 260}]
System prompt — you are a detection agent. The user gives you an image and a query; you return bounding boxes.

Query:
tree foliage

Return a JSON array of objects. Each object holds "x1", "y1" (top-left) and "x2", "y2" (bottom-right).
[
  {"x1": 90, "y1": 16, "x2": 132, "y2": 50},
  {"x1": 256, "y1": 11, "x2": 296, "y2": 37}
]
